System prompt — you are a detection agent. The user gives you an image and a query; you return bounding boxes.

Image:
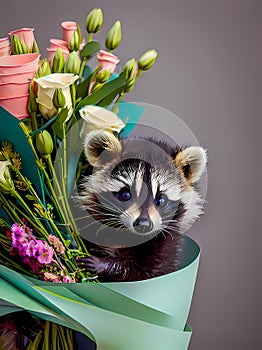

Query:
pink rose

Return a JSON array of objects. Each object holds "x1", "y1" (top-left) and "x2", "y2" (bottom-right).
[
  {"x1": 97, "y1": 50, "x2": 120, "y2": 74},
  {"x1": 88, "y1": 50, "x2": 120, "y2": 93},
  {"x1": 47, "y1": 47, "x2": 69, "y2": 66},
  {"x1": 0, "y1": 37, "x2": 11, "y2": 57},
  {"x1": 9, "y1": 28, "x2": 35, "y2": 52},
  {"x1": 49, "y1": 38, "x2": 69, "y2": 50},
  {"x1": 47, "y1": 38, "x2": 70, "y2": 66},
  {"x1": 61, "y1": 21, "x2": 78, "y2": 45}
]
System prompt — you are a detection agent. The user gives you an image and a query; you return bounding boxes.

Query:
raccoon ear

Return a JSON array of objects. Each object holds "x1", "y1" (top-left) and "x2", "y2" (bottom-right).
[
  {"x1": 174, "y1": 146, "x2": 207, "y2": 184},
  {"x1": 84, "y1": 130, "x2": 122, "y2": 166}
]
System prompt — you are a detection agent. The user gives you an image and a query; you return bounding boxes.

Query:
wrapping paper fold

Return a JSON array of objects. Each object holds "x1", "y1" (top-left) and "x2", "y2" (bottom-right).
[{"x1": 0, "y1": 236, "x2": 199, "y2": 350}]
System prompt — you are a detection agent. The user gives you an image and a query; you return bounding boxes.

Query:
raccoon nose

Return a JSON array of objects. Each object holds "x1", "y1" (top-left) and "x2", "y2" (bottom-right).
[{"x1": 133, "y1": 218, "x2": 153, "y2": 233}]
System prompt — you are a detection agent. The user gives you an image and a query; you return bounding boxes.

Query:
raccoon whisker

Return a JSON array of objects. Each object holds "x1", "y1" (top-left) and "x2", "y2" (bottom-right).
[
  {"x1": 94, "y1": 220, "x2": 122, "y2": 236},
  {"x1": 78, "y1": 220, "x2": 101, "y2": 231},
  {"x1": 95, "y1": 223, "x2": 108, "y2": 237},
  {"x1": 94, "y1": 195, "x2": 121, "y2": 213},
  {"x1": 160, "y1": 227, "x2": 174, "y2": 240},
  {"x1": 73, "y1": 215, "x2": 98, "y2": 221},
  {"x1": 83, "y1": 200, "x2": 120, "y2": 215},
  {"x1": 78, "y1": 215, "x2": 120, "y2": 231}
]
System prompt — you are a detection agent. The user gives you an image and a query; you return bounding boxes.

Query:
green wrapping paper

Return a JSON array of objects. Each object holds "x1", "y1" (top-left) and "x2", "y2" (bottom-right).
[{"x1": 0, "y1": 236, "x2": 200, "y2": 350}]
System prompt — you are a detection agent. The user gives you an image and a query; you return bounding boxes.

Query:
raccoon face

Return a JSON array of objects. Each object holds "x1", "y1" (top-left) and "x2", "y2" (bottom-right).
[{"x1": 79, "y1": 130, "x2": 207, "y2": 237}]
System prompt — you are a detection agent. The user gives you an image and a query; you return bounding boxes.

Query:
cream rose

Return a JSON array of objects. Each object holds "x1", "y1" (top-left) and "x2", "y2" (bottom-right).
[
  {"x1": 79, "y1": 105, "x2": 125, "y2": 138},
  {"x1": 34, "y1": 73, "x2": 78, "y2": 119}
]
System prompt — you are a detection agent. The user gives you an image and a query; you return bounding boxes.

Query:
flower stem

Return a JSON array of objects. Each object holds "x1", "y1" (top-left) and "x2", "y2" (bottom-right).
[{"x1": 112, "y1": 90, "x2": 125, "y2": 114}]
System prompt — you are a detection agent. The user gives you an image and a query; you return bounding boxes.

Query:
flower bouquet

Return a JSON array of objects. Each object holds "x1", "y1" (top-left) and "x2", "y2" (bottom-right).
[{"x1": 0, "y1": 7, "x2": 205, "y2": 350}]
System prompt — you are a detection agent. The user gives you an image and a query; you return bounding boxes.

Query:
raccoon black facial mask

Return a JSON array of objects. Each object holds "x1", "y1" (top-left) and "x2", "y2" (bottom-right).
[{"x1": 76, "y1": 128, "x2": 207, "y2": 281}]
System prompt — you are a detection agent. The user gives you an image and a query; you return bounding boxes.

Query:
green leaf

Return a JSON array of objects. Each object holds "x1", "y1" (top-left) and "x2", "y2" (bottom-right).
[
  {"x1": 80, "y1": 41, "x2": 100, "y2": 58},
  {"x1": 76, "y1": 68, "x2": 93, "y2": 100},
  {"x1": 75, "y1": 72, "x2": 126, "y2": 113},
  {"x1": 51, "y1": 108, "x2": 69, "y2": 139}
]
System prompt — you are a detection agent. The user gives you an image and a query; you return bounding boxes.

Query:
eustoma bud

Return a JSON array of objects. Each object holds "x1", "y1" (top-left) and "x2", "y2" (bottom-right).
[
  {"x1": 36, "y1": 130, "x2": 54, "y2": 156},
  {"x1": 85, "y1": 8, "x2": 103, "y2": 34},
  {"x1": 64, "y1": 51, "x2": 81, "y2": 74},
  {"x1": 105, "y1": 20, "x2": 122, "y2": 51},
  {"x1": 96, "y1": 69, "x2": 111, "y2": 83},
  {"x1": 33, "y1": 39, "x2": 39, "y2": 53},
  {"x1": 37, "y1": 60, "x2": 52, "y2": 78},
  {"x1": 122, "y1": 58, "x2": 137, "y2": 92},
  {"x1": 52, "y1": 48, "x2": 65, "y2": 73},
  {"x1": 69, "y1": 30, "x2": 81, "y2": 51},
  {"x1": 11, "y1": 35, "x2": 23, "y2": 55},
  {"x1": 52, "y1": 88, "x2": 66, "y2": 109},
  {"x1": 138, "y1": 49, "x2": 158, "y2": 71}
]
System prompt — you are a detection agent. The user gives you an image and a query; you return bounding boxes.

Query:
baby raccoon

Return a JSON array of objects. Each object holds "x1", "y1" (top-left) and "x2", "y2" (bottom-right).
[{"x1": 76, "y1": 126, "x2": 207, "y2": 282}]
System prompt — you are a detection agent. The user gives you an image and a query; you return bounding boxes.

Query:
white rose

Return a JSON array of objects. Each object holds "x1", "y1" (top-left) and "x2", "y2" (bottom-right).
[
  {"x1": 34, "y1": 73, "x2": 78, "y2": 119},
  {"x1": 0, "y1": 160, "x2": 11, "y2": 183},
  {"x1": 79, "y1": 105, "x2": 125, "y2": 138}
]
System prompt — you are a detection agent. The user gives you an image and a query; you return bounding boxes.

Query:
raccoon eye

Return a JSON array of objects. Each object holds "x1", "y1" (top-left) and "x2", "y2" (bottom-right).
[
  {"x1": 156, "y1": 194, "x2": 168, "y2": 208},
  {"x1": 116, "y1": 189, "x2": 132, "y2": 202}
]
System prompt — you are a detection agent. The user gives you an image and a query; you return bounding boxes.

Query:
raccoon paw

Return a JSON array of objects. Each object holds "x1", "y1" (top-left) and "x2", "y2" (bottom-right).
[{"x1": 76, "y1": 256, "x2": 103, "y2": 274}]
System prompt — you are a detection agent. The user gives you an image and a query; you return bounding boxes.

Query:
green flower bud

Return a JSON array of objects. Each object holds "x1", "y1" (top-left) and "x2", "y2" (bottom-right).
[
  {"x1": 124, "y1": 77, "x2": 136, "y2": 93},
  {"x1": 77, "y1": 24, "x2": 83, "y2": 44},
  {"x1": 85, "y1": 8, "x2": 103, "y2": 34},
  {"x1": 33, "y1": 39, "x2": 39, "y2": 53},
  {"x1": 37, "y1": 60, "x2": 52, "y2": 78},
  {"x1": 64, "y1": 51, "x2": 81, "y2": 74},
  {"x1": 138, "y1": 49, "x2": 158, "y2": 71},
  {"x1": 11, "y1": 35, "x2": 23, "y2": 55},
  {"x1": 123, "y1": 58, "x2": 137, "y2": 81},
  {"x1": 52, "y1": 48, "x2": 65, "y2": 73},
  {"x1": 105, "y1": 20, "x2": 122, "y2": 51},
  {"x1": 36, "y1": 130, "x2": 54, "y2": 156},
  {"x1": 69, "y1": 30, "x2": 81, "y2": 51},
  {"x1": 20, "y1": 40, "x2": 28, "y2": 53},
  {"x1": 52, "y1": 88, "x2": 66, "y2": 109},
  {"x1": 28, "y1": 84, "x2": 37, "y2": 114},
  {"x1": 96, "y1": 69, "x2": 111, "y2": 83}
]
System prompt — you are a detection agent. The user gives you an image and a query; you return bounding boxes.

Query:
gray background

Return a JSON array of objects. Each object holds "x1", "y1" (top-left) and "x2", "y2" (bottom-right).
[{"x1": 0, "y1": 0, "x2": 261, "y2": 349}]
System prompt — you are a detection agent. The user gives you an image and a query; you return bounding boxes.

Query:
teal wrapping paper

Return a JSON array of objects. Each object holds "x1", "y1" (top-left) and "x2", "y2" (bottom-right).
[{"x1": 0, "y1": 236, "x2": 199, "y2": 350}]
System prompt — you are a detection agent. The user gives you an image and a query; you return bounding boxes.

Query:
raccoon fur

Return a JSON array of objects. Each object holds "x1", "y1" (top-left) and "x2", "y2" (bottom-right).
[{"x1": 76, "y1": 125, "x2": 207, "y2": 282}]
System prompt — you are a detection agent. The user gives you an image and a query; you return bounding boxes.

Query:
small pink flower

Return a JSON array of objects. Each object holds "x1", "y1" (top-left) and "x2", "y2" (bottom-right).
[
  {"x1": 48, "y1": 234, "x2": 65, "y2": 255},
  {"x1": 33, "y1": 241, "x2": 54, "y2": 265},
  {"x1": 62, "y1": 275, "x2": 73, "y2": 283},
  {"x1": 44, "y1": 272, "x2": 61, "y2": 283},
  {"x1": 61, "y1": 21, "x2": 78, "y2": 45},
  {"x1": 97, "y1": 50, "x2": 120, "y2": 74},
  {"x1": 9, "y1": 28, "x2": 35, "y2": 53}
]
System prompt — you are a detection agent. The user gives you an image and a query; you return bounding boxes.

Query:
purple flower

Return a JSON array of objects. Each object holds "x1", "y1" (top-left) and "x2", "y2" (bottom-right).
[
  {"x1": 18, "y1": 239, "x2": 36, "y2": 258},
  {"x1": 33, "y1": 240, "x2": 54, "y2": 265},
  {"x1": 11, "y1": 223, "x2": 29, "y2": 248}
]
